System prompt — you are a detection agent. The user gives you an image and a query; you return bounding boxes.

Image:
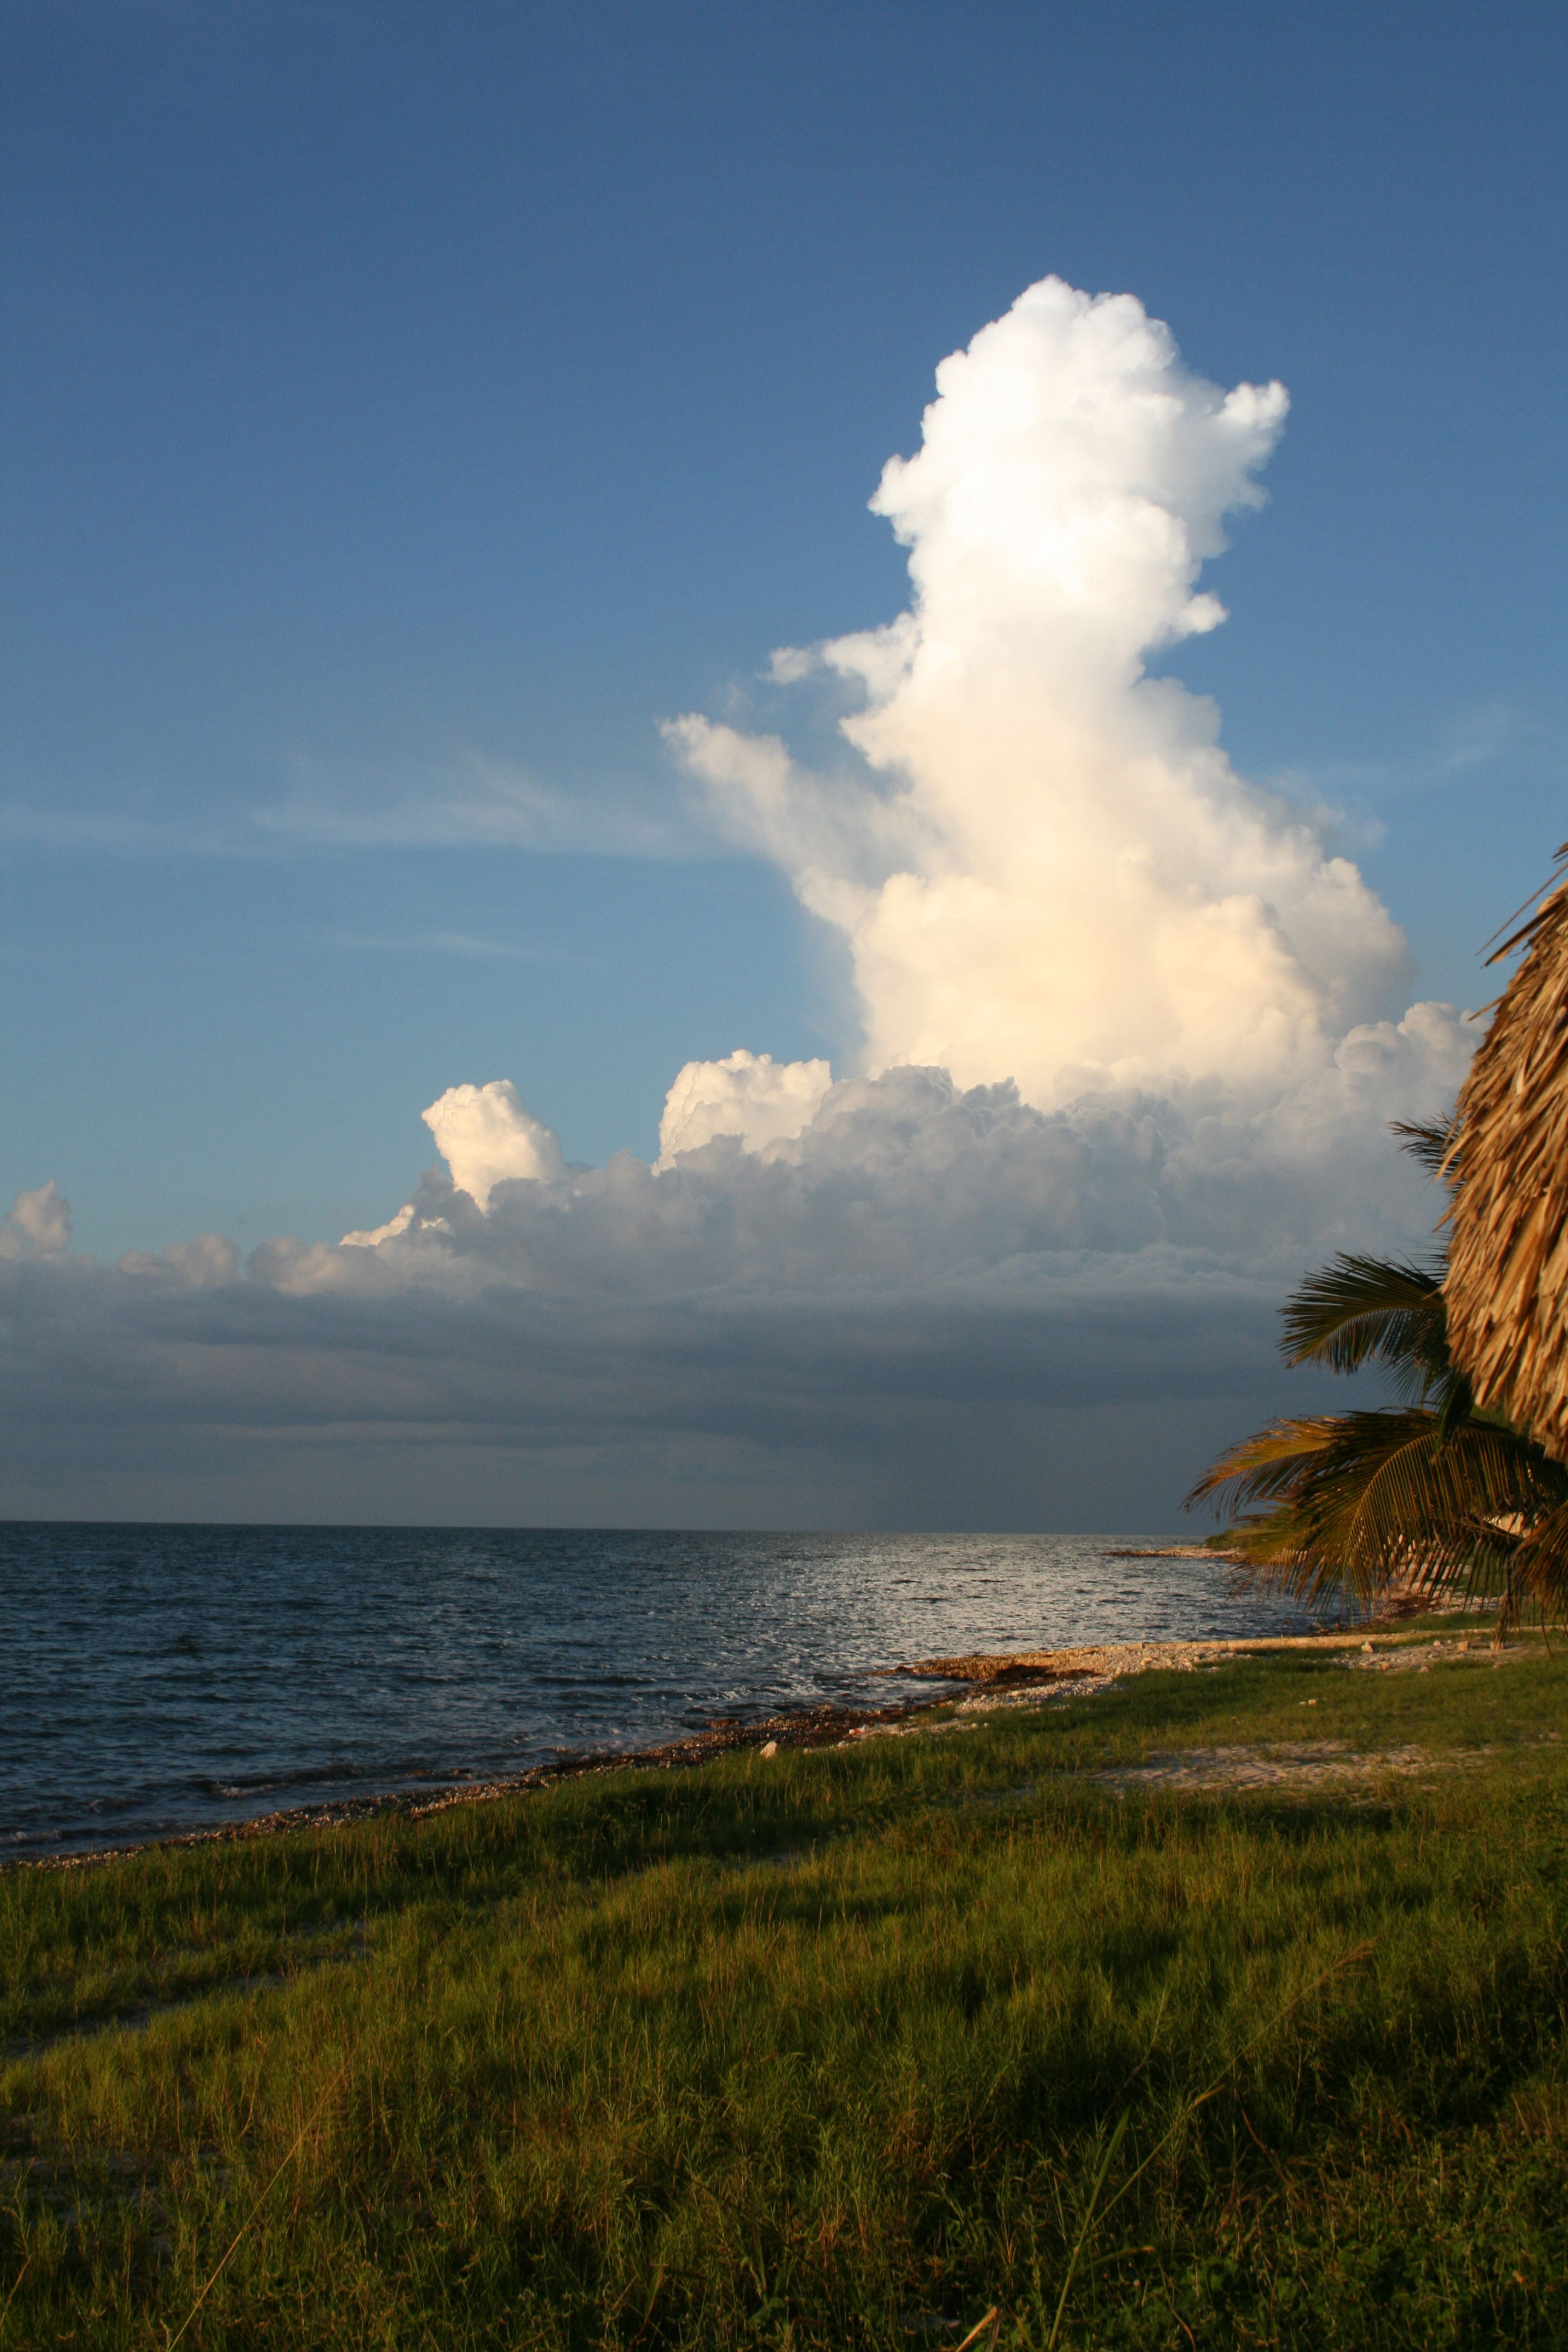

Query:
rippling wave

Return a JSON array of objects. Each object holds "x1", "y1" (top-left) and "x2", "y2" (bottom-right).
[{"x1": 2, "y1": 1524, "x2": 1310, "y2": 1857}]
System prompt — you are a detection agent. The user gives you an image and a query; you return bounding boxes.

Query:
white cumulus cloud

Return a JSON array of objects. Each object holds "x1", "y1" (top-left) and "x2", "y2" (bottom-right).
[
  {"x1": 1, "y1": 1179, "x2": 72, "y2": 1257},
  {"x1": 658, "y1": 1051, "x2": 834, "y2": 1166},
  {"x1": 670, "y1": 275, "x2": 1415, "y2": 1114},
  {"x1": 343, "y1": 1080, "x2": 567, "y2": 1241}
]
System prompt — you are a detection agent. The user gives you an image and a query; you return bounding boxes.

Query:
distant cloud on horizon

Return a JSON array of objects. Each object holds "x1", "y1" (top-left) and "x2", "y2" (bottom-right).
[{"x1": 2, "y1": 1016, "x2": 1471, "y2": 1524}]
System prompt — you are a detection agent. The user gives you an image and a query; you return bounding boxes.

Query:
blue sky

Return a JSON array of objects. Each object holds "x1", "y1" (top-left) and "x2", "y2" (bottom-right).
[
  {"x1": 1, "y1": 4, "x2": 1564, "y2": 1527},
  {"x1": 4, "y1": 0, "x2": 1564, "y2": 1258}
]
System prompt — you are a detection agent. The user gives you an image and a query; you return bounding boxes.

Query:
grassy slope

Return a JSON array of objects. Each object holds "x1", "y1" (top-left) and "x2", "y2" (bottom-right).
[{"x1": 5, "y1": 1632, "x2": 1568, "y2": 2350}]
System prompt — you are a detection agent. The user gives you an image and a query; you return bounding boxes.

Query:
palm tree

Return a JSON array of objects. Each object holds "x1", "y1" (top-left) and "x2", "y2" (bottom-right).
[{"x1": 1186, "y1": 1122, "x2": 1568, "y2": 1628}]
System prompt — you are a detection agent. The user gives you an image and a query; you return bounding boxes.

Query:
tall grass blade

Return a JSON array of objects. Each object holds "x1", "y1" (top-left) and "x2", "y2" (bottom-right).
[
  {"x1": 1044, "y1": 2108, "x2": 1128, "y2": 2350},
  {"x1": 163, "y1": 2051, "x2": 351, "y2": 2351}
]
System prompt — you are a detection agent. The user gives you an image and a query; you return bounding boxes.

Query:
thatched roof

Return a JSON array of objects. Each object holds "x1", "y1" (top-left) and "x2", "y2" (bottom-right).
[{"x1": 1445, "y1": 844, "x2": 1568, "y2": 1462}]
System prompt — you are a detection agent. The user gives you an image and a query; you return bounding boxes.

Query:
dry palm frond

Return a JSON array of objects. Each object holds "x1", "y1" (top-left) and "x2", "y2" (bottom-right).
[{"x1": 1445, "y1": 844, "x2": 1568, "y2": 1463}]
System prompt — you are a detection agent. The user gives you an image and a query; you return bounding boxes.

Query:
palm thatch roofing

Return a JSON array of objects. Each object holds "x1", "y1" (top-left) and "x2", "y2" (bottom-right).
[{"x1": 1446, "y1": 843, "x2": 1568, "y2": 1462}]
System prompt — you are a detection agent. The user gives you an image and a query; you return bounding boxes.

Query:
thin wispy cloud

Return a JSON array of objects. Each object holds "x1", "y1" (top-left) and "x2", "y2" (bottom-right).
[
  {"x1": 1298, "y1": 701, "x2": 1566, "y2": 806},
  {"x1": 253, "y1": 751, "x2": 713, "y2": 860},
  {"x1": 322, "y1": 930, "x2": 572, "y2": 964},
  {"x1": 1, "y1": 755, "x2": 719, "y2": 866},
  {"x1": 0, "y1": 803, "x2": 244, "y2": 855}
]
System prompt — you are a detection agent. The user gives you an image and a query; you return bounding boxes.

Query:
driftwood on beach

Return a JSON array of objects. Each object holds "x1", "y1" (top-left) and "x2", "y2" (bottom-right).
[{"x1": 1446, "y1": 844, "x2": 1568, "y2": 1463}]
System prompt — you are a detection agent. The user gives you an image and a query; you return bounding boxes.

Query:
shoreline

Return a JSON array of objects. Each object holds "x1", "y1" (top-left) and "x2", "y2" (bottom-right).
[
  {"x1": 12, "y1": 1611, "x2": 1553, "y2": 2348},
  {"x1": 9, "y1": 1622, "x2": 1454, "y2": 1874}
]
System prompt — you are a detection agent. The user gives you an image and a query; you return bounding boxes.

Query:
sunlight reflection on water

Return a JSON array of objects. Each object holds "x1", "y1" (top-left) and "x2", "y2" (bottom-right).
[{"x1": 2, "y1": 1524, "x2": 1311, "y2": 1857}]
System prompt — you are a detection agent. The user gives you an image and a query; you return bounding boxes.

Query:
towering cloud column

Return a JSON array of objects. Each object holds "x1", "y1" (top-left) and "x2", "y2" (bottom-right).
[{"x1": 672, "y1": 276, "x2": 1411, "y2": 1112}]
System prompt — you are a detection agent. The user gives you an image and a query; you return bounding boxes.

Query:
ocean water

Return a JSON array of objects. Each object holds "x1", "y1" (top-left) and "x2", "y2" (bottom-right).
[{"x1": 2, "y1": 1523, "x2": 1312, "y2": 1860}]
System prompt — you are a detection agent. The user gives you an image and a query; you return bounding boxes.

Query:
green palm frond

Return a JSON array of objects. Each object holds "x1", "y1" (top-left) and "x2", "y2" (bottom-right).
[
  {"x1": 1189, "y1": 1407, "x2": 1497, "y2": 1549},
  {"x1": 1279, "y1": 1255, "x2": 1449, "y2": 1396},
  {"x1": 1188, "y1": 1403, "x2": 1568, "y2": 1620},
  {"x1": 1504, "y1": 1498, "x2": 1568, "y2": 1624},
  {"x1": 1186, "y1": 1416, "x2": 1348, "y2": 1514},
  {"x1": 1293, "y1": 1414, "x2": 1552, "y2": 1570}
]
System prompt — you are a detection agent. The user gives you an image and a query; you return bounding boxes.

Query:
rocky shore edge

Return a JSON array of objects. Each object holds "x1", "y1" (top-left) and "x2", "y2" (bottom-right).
[{"x1": 11, "y1": 1622, "x2": 1468, "y2": 1875}]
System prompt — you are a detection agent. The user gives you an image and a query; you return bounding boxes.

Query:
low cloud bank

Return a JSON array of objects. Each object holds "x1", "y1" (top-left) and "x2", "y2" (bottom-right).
[
  {"x1": 315, "y1": 1008, "x2": 1469, "y2": 1301},
  {"x1": 2, "y1": 1008, "x2": 1469, "y2": 1523}
]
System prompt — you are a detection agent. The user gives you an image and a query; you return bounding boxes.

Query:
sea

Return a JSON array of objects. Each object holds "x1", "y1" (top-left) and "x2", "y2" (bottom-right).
[{"x1": 1, "y1": 1523, "x2": 1313, "y2": 1861}]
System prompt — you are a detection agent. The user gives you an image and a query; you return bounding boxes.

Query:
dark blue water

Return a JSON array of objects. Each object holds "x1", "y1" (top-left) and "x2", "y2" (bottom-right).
[{"x1": 2, "y1": 1524, "x2": 1310, "y2": 1859}]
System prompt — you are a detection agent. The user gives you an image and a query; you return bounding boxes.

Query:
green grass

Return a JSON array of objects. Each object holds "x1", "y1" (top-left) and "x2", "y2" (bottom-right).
[{"x1": 5, "y1": 1630, "x2": 1568, "y2": 2348}]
